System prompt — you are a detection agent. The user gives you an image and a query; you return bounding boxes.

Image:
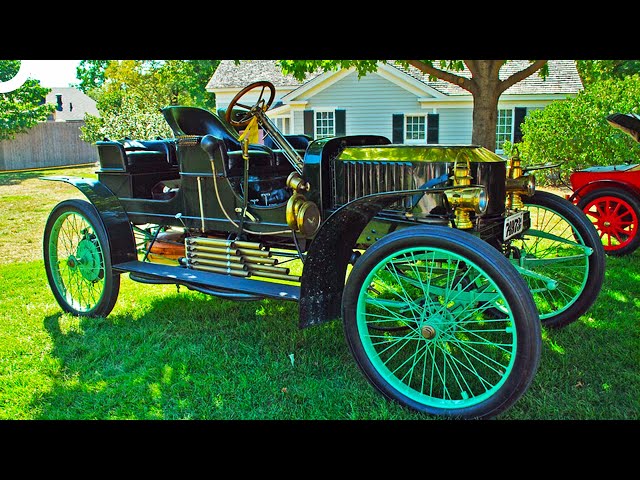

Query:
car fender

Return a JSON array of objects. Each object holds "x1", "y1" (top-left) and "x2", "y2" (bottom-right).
[
  {"x1": 41, "y1": 175, "x2": 137, "y2": 265},
  {"x1": 299, "y1": 188, "x2": 444, "y2": 328},
  {"x1": 569, "y1": 178, "x2": 640, "y2": 203}
]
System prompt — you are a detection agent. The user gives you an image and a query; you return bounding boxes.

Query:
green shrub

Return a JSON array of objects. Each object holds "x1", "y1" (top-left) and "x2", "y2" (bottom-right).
[{"x1": 514, "y1": 75, "x2": 640, "y2": 185}]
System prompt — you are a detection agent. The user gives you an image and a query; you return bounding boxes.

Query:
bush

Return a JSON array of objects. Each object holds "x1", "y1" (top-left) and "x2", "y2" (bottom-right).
[{"x1": 514, "y1": 75, "x2": 640, "y2": 186}]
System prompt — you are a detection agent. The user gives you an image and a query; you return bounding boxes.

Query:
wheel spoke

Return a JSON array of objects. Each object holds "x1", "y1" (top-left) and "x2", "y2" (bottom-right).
[
  {"x1": 518, "y1": 200, "x2": 590, "y2": 320},
  {"x1": 355, "y1": 244, "x2": 517, "y2": 409},
  {"x1": 48, "y1": 210, "x2": 107, "y2": 314}
]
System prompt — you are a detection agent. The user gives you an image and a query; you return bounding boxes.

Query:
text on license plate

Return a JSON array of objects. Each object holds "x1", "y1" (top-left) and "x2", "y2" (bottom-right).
[{"x1": 504, "y1": 211, "x2": 525, "y2": 240}]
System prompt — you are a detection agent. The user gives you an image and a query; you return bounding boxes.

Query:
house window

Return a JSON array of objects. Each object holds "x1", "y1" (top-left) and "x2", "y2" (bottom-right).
[
  {"x1": 496, "y1": 109, "x2": 514, "y2": 152},
  {"x1": 275, "y1": 116, "x2": 290, "y2": 135},
  {"x1": 315, "y1": 110, "x2": 335, "y2": 138},
  {"x1": 405, "y1": 115, "x2": 426, "y2": 143}
]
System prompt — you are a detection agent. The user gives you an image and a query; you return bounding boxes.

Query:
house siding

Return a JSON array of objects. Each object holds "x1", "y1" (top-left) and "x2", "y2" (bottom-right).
[
  {"x1": 296, "y1": 71, "x2": 429, "y2": 139},
  {"x1": 209, "y1": 61, "x2": 581, "y2": 148},
  {"x1": 438, "y1": 108, "x2": 473, "y2": 144}
]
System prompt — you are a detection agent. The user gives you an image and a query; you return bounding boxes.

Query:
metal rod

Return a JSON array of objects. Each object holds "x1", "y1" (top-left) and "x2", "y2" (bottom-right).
[
  {"x1": 186, "y1": 244, "x2": 240, "y2": 256},
  {"x1": 246, "y1": 264, "x2": 290, "y2": 274},
  {"x1": 190, "y1": 264, "x2": 250, "y2": 277},
  {"x1": 237, "y1": 248, "x2": 270, "y2": 258},
  {"x1": 190, "y1": 258, "x2": 248, "y2": 271},
  {"x1": 187, "y1": 237, "x2": 264, "y2": 250},
  {"x1": 234, "y1": 240, "x2": 264, "y2": 250},
  {"x1": 248, "y1": 270, "x2": 301, "y2": 282},
  {"x1": 187, "y1": 237, "x2": 234, "y2": 247},
  {"x1": 189, "y1": 252, "x2": 244, "y2": 263},
  {"x1": 242, "y1": 255, "x2": 278, "y2": 266},
  {"x1": 253, "y1": 109, "x2": 304, "y2": 175},
  {"x1": 197, "y1": 176, "x2": 206, "y2": 232}
]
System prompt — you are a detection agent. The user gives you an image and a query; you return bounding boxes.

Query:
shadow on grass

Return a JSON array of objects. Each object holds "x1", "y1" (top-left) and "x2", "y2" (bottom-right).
[
  {"x1": 505, "y1": 256, "x2": 640, "y2": 419},
  {"x1": 0, "y1": 165, "x2": 96, "y2": 186},
  {"x1": 36, "y1": 290, "x2": 389, "y2": 420}
]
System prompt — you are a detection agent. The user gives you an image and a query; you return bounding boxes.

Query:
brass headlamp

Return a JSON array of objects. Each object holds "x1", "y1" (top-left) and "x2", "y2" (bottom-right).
[
  {"x1": 447, "y1": 156, "x2": 488, "y2": 229},
  {"x1": 506, "y1": 148, "x2": 536, "y2": 210},
  {"x1": 445, "y1": 187, "x2": 488, "y2": 229},
  {"x1": 285, "y1": 172, "x2": 320, "y2": 237}
]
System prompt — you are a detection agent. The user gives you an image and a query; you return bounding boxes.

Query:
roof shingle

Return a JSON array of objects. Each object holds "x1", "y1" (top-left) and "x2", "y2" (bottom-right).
[
  {"x1": 46, "y1": 87, "x2": 98, "y2": 121},
  {"x1": 208, "y1": 60, "x2": 583, "y2": 96}
]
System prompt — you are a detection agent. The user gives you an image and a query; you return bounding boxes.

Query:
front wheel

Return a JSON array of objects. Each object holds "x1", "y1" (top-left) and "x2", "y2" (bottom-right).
[
  {"x1": 517, "y1": 191, "x2": 605, "y2": 329},
  {"x1": 342, "y1": 226, "x2": 541, "y2": 419},
  {"x1": 577, "y1": 188, "x2": 640, "y2": 256},
  {"x1": 43, "y1": 199, "x2": 120, "y2": 317}
]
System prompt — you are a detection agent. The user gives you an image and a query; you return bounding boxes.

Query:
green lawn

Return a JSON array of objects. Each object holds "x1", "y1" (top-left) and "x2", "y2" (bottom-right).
[{"x1": 0, "y1": 166, "x2": 638, "y2": 420}]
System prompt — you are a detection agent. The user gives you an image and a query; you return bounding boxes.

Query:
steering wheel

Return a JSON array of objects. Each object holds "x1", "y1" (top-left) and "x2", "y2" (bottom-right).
[{"x1": 225, "y1": 81, "x2": 276, "y2": 128}]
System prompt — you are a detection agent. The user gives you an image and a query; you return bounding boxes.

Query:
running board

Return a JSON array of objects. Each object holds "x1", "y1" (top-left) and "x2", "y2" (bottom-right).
[{"x1": 113, "y1": 261, "x2": 300, "y2": 302}]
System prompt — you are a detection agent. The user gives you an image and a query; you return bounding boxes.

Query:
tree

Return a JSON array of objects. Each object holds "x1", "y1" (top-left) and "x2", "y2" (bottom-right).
[
  {"x1": 514, "y1": 75, "x2": 640, "y2": 185},
  {"x1": 75, "y1": 60, "x2": 110, "y2": 96},
  {"x1": 80, "y1": 60, "x2": 219, "y2": 142},
  {"x1": 278, "y1": 60, "x2": 548, "y2": 151},
  {"x1": 0, "y1": 60, "x2": 55, "y2": 141},
  {"x1": 577, "y1": 60, "x2": 640, "y2": 86}
]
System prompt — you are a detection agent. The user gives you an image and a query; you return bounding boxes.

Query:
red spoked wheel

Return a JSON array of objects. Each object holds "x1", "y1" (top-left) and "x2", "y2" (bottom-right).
[{"x1": 578, "y1": 188, "x2": 640, "y2": 256}]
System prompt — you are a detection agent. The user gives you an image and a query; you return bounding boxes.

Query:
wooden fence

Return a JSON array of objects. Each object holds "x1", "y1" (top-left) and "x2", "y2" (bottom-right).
[{"x1": 0, "y1": 121, "x2": 98, "y2": 171}]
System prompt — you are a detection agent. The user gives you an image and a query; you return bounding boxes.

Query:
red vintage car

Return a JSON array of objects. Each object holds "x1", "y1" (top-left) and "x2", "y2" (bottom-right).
[{"x1": 569, "y1": 113, "x2": 640, "y2": 255}]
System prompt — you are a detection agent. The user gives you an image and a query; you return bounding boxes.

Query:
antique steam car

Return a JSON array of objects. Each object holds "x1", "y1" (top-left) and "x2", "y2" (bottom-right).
[
  {"x1": 42, "y1": 81, "x2": 604, "y2": 419},
  {"x1": 569, "y1": 112, "x2": 640, "y2": 256}
]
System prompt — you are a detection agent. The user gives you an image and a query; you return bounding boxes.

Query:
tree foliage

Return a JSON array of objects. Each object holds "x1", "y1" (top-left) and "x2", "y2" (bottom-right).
[
  {"x1": 577, "y1": 60, "x2": 640, "y2": 86},
  {"x1": 512, "y1": 75, "x2": 640, "y2": 185},
  {"x1": 75, "y1": 60, "x2": 110, "y2": 95},
  {"x1": 278, "y1": 60, "x2": 548, "y2": 151},
  {"x1": 80, "y1": 60, "x2": 219, "y2": 143},
  {"x1": 0, "y1": 60, "x2": 55, "y2": 141}
]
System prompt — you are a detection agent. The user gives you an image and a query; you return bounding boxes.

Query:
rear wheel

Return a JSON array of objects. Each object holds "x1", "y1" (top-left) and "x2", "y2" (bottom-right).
[
  {"x1": 577, "y1": 188, "x2": 640, "y2": 256},
  {"x1": 516, "y1": 192, "x2": 605, "y2": 328},
  {"x1": 43, "y1": 199, "x2": 120, "y2": 317},
  {"x1": 342, "y1": 226, "x2": 541, "y2": 419}
]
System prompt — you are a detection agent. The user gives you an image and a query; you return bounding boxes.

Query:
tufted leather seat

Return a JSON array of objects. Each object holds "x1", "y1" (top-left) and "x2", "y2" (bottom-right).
[
  {"x1": 162, "y1": 106, "x2": 274, "y2": 176},
  {"x1": 122, "y1": 139, "x2": 178, "y2": 172}
]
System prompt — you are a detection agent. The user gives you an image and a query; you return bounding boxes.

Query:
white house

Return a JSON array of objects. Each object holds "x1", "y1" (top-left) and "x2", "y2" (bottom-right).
[{"x1": 207, "y1": 60, "x2": 583, "y2": 154}]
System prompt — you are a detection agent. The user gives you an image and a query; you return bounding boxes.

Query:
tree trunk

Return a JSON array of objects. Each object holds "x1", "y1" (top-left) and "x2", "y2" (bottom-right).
[
  {"x1": 471, "y1": 88, "x2": 500, "y2": 151},
  {"x1": 468, "y1": 61, "x2": 502, "y2": 151}
]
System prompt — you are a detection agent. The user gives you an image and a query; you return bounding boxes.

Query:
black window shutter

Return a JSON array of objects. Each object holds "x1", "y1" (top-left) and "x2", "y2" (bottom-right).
[
  {"x1": 513, "y1": 107, "x2": 527, "y2": 143},
  {"x1": 427, "y1": 113, "x2": 439, "y2": 144},
  {"x1": 303, "y1": 110, "x2": 314, "y2": 139},
  {"x1": 392, "y1": 114, "x2": 404, "y2": 143},
  {"x1": 335, "y1": 109, "x2": 346, "y2": 136}
]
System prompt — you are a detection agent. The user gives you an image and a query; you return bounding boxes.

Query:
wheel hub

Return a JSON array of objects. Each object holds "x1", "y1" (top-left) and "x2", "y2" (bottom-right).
[
  {"x1": 421, "y1": 325, "x2": 436, "y2": 339},
  {"x1": 75, "y1": 238, "x2": 102, "y2": 282},
  {"x1": 67, "y1": 255, "x2": 78, "y2": 269},
  {"x1": 420, "y1": 311, "x2": 457, "y2": 341}
]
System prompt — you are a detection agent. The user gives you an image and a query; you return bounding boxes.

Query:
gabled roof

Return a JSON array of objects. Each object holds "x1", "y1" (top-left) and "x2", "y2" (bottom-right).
[
  {"x1": 46, "y1": 87, "x2": 98, "y2": 121},
  {"x1": 208, "y1": 60, "x2": 583, "y2": 96},
  {"x1": 206, "y1": 60, "x2": 313, "y2": 89},
  {"x1": 393, "y1": 60, "x2": 583, "y2": 96}
]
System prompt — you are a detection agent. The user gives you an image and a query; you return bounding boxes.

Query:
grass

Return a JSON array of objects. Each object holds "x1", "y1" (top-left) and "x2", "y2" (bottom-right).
[{"x1": 0, "y1": 165, "x2": 638, "y2": 420}]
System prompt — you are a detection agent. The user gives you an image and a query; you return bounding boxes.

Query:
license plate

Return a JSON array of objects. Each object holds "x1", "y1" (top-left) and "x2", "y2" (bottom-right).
[{"x1": 504, "y1": 211, "x2": 525, "y2": 241}]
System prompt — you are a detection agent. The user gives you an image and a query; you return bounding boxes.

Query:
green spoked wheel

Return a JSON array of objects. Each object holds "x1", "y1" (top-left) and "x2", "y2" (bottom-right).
[
  {"x1": 44, "y1": 199, "x2": 120, "y2": 317},
  {"x1": 516, "y1": 192, "x2": 605, "y2": 329},
  {"x1": 342, "y1": 226, "x2": 541, "y2": 419}
]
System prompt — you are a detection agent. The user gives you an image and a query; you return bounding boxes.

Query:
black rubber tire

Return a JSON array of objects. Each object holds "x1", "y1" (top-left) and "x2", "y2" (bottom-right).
[
  {"x1": 43, "y1": 199, "x2": 120, "y2": 317},
  {"x1": 520, "y1": 191, "x2": 605, "y2": 328},
  {"x1": 342, "y1": 226, "x2": 541, "y2": 419},
  {"x1": 577, "y1": 188, "x2": 640, "y2": 257}
]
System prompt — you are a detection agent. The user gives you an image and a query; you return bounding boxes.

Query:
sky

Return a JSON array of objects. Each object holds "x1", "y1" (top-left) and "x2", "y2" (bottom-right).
[{"x1": 20, "y1": 60, "x2": 82, "y2": 87}]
